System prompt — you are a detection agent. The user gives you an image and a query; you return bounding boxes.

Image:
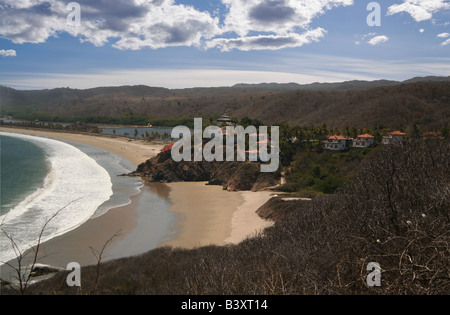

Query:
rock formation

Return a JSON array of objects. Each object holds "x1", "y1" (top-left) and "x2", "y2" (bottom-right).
[{"x1": 130, "y1": 150, "x2": 281, "y2": 192}]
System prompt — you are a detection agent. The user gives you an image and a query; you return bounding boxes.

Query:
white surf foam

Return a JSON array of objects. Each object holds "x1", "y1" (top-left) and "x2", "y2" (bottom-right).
[{"x1": 0, "y1": 132, "x2": 113, "y2": 265}]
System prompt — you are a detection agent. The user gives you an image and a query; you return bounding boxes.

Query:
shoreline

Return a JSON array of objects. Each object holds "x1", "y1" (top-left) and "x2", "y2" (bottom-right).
[
  {"x1": 0, "y1": 126, "x2": 165, "y2": 168},
  {"x1": 159, "y1": 182, "x2": 274, "y2": 250},
  {"x1": 0, "y1": 126, "x2": 275, "y2": 272}
]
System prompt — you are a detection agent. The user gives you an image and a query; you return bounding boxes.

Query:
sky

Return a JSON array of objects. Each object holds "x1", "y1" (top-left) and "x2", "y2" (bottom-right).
[{"x1": 0, "y1": 0, "x2": 449, "y2": 90}]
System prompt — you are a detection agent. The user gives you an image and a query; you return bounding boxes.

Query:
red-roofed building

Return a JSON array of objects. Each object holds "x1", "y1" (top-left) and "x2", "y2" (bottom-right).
[
  {"x1": 160, "y1": 142, "x2": 175, "y2": 152},
  {"x1": 352, "y1": 134, "x2": 375, "y2": 148},
  {"x1": 382, "y1": 131, "x2": 406, "y2": 145},
  {"x1": 323, "y1": 135, "x2": 349, "y2": 151}
]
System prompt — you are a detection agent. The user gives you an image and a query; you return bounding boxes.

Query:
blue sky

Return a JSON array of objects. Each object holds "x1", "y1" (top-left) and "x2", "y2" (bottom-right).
[{"x1": 0, "y1": 0, "x2": 449, "y2": 89}]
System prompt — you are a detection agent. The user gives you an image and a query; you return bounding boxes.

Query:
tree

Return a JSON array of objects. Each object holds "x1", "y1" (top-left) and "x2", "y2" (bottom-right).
[
  {"x1": 0, "y1": 200, "x2": 78, "y2": 294},
  {"x1": 1, "y1": 199, "x2": 121, "y2": 295},
  {"x1": 372, "y1": 129, "x2": 383, "y2": 144},
  {"x1": 407, "y1": 123, "x2": 422, "y2": 140},
  {"x1": 440, "y1": 124, "x2": 449, "y2": 138}
]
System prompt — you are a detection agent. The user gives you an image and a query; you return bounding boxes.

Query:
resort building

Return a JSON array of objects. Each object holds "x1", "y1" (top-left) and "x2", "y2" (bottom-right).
[
  {"x1": 216, "y1": 114, "x2": 234, "y2": 126},
  {"x1": 352, "y1": 134, "x2": 375, "y2": 148},
  {"x1": 382, "y1": 131, "x2": 406, "y2": 145},
  {"x1": 323, "y1": 135, "x2": 349, "y2": 151}
]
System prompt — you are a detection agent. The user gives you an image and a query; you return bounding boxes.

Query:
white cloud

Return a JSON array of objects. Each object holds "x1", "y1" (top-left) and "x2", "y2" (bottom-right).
[
  {"x1": 206, "y1": 28, "x2": 327, "y2": 51},
  {"x1": 0, "y1": 49, "x2": 16, "y2": 57},
  {"x1": 367, "y1": 35, "x2": 389, "y2": 45},
  {"x1": 441, "y1": 38, "x2": 450, "y2": 46},
  {"x1": 436, "y1": 32, "x2": 450, "y2": 45},
  {"x1": 387, "y1": 0, "x2": 450, "y2": 22},
  {"x1": 0, "y1": 0, "x2": 67, "y2": 44},
  {"x1": 0, "y1": 0, "x2": 221, "y2": 49},
  {"x1": 214, "y1": 0, "x2": 353, "y2": 50},
  {"x1": 0, "y1": 0, "x2": 354, "y2": 51},
  {"x1": 419, "y1": 28, "x2": 425, "y2": 33},
  {"x1": 221, "y1": 0, "x2": 353, "y2": 36}
]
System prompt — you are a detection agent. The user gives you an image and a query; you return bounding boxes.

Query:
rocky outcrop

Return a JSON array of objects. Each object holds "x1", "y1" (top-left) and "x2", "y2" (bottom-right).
[
  {"x1": 256, "y1": 197, "x2": 311, "y2": 221},
  {"x1": 130, "y1": 151, "x2": 281, "y2": 191}
]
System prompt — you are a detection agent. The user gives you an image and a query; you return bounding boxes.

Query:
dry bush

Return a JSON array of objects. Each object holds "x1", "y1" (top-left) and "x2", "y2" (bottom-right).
[{"x1": 26, "y1": 138, "x2": 449, "y2": 295}]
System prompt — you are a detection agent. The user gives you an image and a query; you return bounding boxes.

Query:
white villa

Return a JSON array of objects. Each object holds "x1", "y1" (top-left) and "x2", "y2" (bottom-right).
[
  {"x1": 323, "y1": 135, "x2": 349, "y2": 151},
  {"x1": 382, "y1": 131, "x2": 406, "y2": 145},
  {"x1": 352, "y1": 134, "x2": 375, "y2": 148}
]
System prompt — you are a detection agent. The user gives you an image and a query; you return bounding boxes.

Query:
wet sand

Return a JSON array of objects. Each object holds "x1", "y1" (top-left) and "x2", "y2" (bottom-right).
[
  {"x1": 35, "y1": 183, "x2": 175, "y2": 267},
  {"x1": 160, "y1": 182, "x2": 244, "y2": 249},
  {"x1": 161, "y1": 182, "x2": 274, "y2": 249}
]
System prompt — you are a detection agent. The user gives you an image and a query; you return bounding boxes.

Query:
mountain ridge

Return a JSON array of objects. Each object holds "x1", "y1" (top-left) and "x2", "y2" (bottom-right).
[
  {"x1": 1, "y1": 76, "x2": 449, "y2": 130},
  {"x1": 3, "y1": 75, "x2": 449, "y2": 93}
]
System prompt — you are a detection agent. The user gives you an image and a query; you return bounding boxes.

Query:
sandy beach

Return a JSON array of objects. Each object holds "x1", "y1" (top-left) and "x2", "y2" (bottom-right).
[
  {"x1": 0, "y1": 127, "x2": 162, "y2": 167},
  {"x1": 0, "y1": 126, "x2": 274, "y2": 271},
  {"x1": 225, "y1": 190, "x2": 274, "y2": 244},
  {"x1": 160, "y1": 182, "x2": 274, "y2": 249}
]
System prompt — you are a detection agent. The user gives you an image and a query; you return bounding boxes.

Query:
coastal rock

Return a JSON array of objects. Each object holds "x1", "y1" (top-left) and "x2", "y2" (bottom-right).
[
  {"x1": 30, "y1": 264, "x2": 65, "y2": 277},
  {"x1": 131, "y1": 151, "x2": 281, "y2": 191},
  {"x1": 256, "y1": 197, "x2": 310, "y2": 221}
]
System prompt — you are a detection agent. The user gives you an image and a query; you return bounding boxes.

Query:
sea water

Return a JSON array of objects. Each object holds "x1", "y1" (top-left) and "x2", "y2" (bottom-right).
[
  {"x1": 1, "y1": 135, "x2": 49, "y2": 216},
  {"x1": 0, "y1": 132, "x2": 116, "y2": 266},
  {"x1": 0, "y1": 131, "x2": 176, "y2": 274}
]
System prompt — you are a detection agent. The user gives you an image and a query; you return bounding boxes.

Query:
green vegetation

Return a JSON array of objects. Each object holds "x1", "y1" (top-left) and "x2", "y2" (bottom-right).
[
  {"x1": 275, "y1": 122, "x2": 378, "y2": 195},
  {"x1": 274, "y1": 121, "x2": 448, "y2": 196},
  {"x1": 5, "y1": 113, "x2": 196, "y2": 128},
  {"x1": 279, "y1": 149, "x2": 372, "y2": 195}
]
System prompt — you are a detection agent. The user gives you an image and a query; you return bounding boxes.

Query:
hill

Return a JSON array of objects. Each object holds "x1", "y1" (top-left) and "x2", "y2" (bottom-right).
[{"x1": 1, "y1": 76, "x2": 449, "y2": 130}]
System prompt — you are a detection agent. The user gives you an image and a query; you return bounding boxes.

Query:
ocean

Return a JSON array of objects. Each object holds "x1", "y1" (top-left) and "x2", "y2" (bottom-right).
[
  {"x1": 1, "y1": 135, "x2": 49, "y2": 216},
  {"x1": 0, "y1": 132, "x2": 145, "y2": 267}
]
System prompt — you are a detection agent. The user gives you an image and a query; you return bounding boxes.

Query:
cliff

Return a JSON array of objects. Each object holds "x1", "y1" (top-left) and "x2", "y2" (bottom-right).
[{"x1": 130, "y1": 150, "x2": 281, "y2": 191}]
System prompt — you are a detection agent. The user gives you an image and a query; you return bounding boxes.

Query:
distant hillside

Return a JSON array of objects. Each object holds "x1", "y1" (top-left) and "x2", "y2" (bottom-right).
[
  {"x1": 232, "y1": 79, "x2": 400, "y2": 91},
  {"x1": 233, "y1": 76, "x2": 450, "y2": 91},
  {"x1": 1, "y1": 76, "x2": 449, "y2": 130},
  {"x1": 232, "y1": 80, "x2": 450, "y2": 130}
]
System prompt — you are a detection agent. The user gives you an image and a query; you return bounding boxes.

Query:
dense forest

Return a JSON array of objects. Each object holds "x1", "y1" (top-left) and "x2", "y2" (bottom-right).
[{"x1": 1, "y1": 76, "x2": 449, "y2": 131}]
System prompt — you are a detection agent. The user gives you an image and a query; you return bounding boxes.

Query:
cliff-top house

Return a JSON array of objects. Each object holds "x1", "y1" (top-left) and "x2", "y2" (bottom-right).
[
  {"x1": 352, "y1": 133, "x2": 375, "y2": 148},
  {"x1": 382, "y1": 131, "x2": 406, "y2": 145},
  {"x1": 323, "y1": 135, "x2": 349, "y2": 151}
]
